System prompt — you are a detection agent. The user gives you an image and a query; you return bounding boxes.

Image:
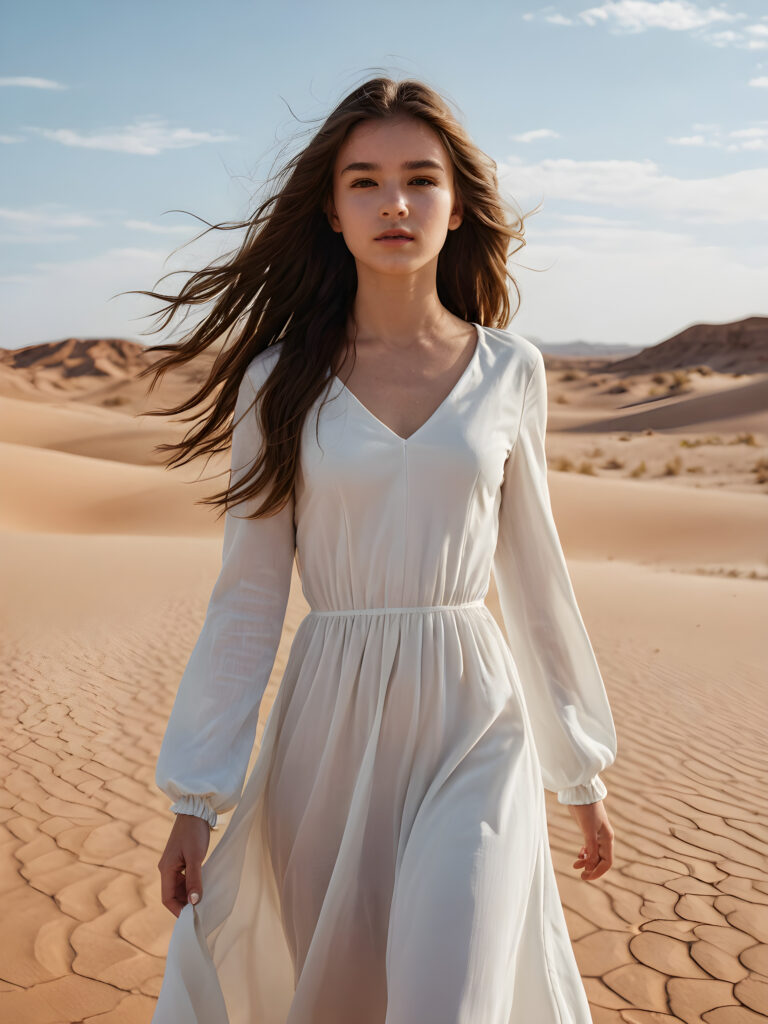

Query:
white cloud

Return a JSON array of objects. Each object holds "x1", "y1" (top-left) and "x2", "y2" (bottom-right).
[
  {"x1": 0, "y1": 232, "x2": 80, "y2": 245},
  {"x1": 750, "y1": 75, "x2": 768, "y2": 86},
  {"x1": 707, "y1": 28, "x2": 767, "y2": 49},
  {"x1": 0, "y1": 230, "x2": 238, "y2": 348},
  {"x1": 0, "y1": 76, "x2": 67, "y2": 89},
  {"x1": 731, "y1": 126, "x2": 768, "y2": 139},
  {"x1": 0, "y1": 205, "x2": 100, "y2": 244},
  {"x1": 0, "y1": 206, "x2": 223, "y2": 246},
  {"x1": 705, "y1": 29, "x2": 743, "y2": 45},
  {"x1": 0, "y1": 206, "x2": 101, "y2": 228},
  {"x1": 533, "y1": 2, "x2": 767, "y2": 49},
  {"x1": 489, "y1": 152, "x2": 767, "y2": 342},
  {"x1": 0, "y1": 273, "x2": 39, "y2": 285},
  {"x1": 26, "y1": 115, "x2": 239, "y2": 155},
  {"x1": 514, "y1": 228, "x2": 767, "y2": 346},
  {"x1": 667, "y1": 134, "x2": 711, "y2": 146},
  {"x1": 499, "y1": 155, "x2": 768, "y2": 223},
  {"x1": 511, "y1": 128, "x2": 561, "y2": 143},
  {"x1": 577, "y1": 0, "x2": 738, "y2": 33},
  {"x1": 0, "y1": 134, "x2": 24, "y2": 144},
  {"x1": 123, "y1": 219, "x2": 199, "y2": 235},
  {"x1": 667, "y1": 121, "x2": 768, "y2": 151},
  {"x1": 0, "y1": 203, "x2": 100, "y2": 243}
]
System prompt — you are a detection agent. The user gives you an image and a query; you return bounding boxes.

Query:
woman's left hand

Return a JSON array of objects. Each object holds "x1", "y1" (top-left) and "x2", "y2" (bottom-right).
[{"x1": 566, "y1": 799, "x2": 614, "y2": 881}]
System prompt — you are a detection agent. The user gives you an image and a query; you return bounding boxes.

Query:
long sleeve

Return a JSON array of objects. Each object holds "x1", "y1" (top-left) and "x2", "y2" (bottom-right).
[
  {"x1": 492, "y1": 348, "x2": 617, "y2": 805},
  {"x1": 155, "y1": 357, "x2": 296, "y2": 828}
]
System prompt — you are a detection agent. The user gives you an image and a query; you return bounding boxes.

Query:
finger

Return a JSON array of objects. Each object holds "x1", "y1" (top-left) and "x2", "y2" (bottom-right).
[
  {"x1": 578, "y1": 838, "x2": 602, "y2": 876},
  {"x1": 572, "y1": 848, "x2": 588, "y2": 869},
  {"x1": 581, "y1": 856, "x2": 611, "y2": 881},
  {"x1": 585, "y1": 839, "x2": 601, "y2": 870},
  {"x1": 160, "y1": 865, "x2": 186, "y2": 917},
  {"x1": 185, "y1": 857, "x2": 203, "y2": 906}
]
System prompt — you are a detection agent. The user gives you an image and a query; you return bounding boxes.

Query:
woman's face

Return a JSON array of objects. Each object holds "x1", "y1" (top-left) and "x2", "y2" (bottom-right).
[{"x1": 327, "y1": 115, "x2": 463, "y2": 276}]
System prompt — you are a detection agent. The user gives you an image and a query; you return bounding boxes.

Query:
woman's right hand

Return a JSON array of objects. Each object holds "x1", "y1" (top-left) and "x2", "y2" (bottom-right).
[{"x1": 158, "y1": 813, "x2": 212, "y2": 917}]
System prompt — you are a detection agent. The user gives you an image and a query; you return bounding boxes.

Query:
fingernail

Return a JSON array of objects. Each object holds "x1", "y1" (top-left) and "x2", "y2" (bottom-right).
[{"x1": 190, "y1": 892, "x2": 200, "y2": 905}]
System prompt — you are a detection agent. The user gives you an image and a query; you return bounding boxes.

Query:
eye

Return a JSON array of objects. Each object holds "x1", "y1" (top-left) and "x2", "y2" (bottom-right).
[{"x1": 350, "y1": 177, "x2": 438, "y2": 188}]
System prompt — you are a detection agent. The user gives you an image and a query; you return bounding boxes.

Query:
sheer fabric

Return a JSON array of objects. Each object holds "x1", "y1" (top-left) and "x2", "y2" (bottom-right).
[{"x1": 153, "y1": 325, "x2": 617, "y2": 1023}]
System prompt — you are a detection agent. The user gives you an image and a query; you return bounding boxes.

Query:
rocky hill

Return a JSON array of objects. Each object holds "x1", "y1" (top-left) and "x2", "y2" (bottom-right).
[{"x1": 606, "y1": 315, "x2": 767, "y2": 375}]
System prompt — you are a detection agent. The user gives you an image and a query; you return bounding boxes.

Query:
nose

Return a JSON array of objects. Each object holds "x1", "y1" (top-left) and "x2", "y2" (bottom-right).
[{"x1": 378, "y1": 187, "x2": 409, "y2": 218}]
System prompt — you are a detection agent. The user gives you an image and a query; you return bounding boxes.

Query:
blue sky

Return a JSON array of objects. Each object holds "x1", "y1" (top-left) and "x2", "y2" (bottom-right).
[{"x1": 1, "y1": 0, "x2": 766, "y2": 351}]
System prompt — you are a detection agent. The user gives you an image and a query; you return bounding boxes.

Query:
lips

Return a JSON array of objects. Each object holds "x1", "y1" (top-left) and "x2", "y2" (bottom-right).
[{"x1": 375, "y1": 231, "x2": 414, "y2": 240}]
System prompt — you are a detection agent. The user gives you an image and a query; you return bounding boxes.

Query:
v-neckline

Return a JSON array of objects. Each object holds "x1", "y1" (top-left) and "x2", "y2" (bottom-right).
[{"x1": 332, "y1": 322, "x2": 484, "y2": 445}]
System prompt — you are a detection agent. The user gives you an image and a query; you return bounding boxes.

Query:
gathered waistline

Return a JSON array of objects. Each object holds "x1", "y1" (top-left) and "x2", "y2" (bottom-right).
[{"x1": 308, "y1": 598, "x2": 487, "y2": 617}]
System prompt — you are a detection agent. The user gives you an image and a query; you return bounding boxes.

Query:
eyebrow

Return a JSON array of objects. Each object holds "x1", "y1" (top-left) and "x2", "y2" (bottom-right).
[{"x1": 340, "y1": 159, "x2": 446, "y2": 176}]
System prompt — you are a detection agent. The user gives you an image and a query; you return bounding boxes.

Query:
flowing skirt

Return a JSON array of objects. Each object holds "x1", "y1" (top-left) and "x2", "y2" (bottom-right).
[{"x1": 153, "y1": 602, "x2": 594, "y2": 1023}]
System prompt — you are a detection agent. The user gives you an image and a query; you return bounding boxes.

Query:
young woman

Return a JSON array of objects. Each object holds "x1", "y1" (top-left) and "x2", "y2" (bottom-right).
[{"x1": 142, "y1": 76, "x2": 617, "y2": 1023}]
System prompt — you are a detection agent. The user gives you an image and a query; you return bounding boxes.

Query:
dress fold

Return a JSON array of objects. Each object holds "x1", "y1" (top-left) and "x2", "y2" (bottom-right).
[{"x1": 153, "y1": 325, "x2": 617, "y2": 1023}]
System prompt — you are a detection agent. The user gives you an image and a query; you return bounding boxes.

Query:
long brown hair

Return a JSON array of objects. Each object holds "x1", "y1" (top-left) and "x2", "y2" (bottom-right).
[{"x1": 126, "y1": 75, "x2": 537, "y2": 521}]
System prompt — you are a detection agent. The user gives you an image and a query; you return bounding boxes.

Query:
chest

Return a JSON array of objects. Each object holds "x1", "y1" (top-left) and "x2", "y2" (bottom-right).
[
  {"x1": 331, "y1": 324, "x2": 481, "y2": 442},
  {"x1": 295, "y1": 370, "x2": 517, "y2": 519}
]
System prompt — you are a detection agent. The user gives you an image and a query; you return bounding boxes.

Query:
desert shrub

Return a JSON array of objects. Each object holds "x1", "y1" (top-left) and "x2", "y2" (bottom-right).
[
  {"x1": 663, "y1": 455, "x2": 683, "y2": 476},
  {"x1": 560, "y1": 369, "x2": 584, "y2": 382},
  {"x1": 577, "y1": 461, "x2": 596, "y2": 475},
  {"x1": 731, "y1": 433, "x2": 757, "y2": 446},
  {"x1": 680, "y1": 435, "x2": 722, "y2": 447},
  {"x1": 629, "y1": 461, "x2": 647, "y2": 478},
  {"x1": 552, "y1": 456, "x2": 574, "y2": 472},
  {"x1": 602, "y1": 458, "x2": 624, "y2": 470}
]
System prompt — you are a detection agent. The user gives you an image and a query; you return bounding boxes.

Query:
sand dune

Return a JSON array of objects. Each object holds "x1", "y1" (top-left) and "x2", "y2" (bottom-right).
[
  {"x1": 566, "y1": 374, "x2": 768, "y2": 435},
  {"x1": 1, "y1": 327, "x2": 766, "y2": 1022},
  {"x1": 0, "y1": 441, "x2": 226, "y2": 536},
  {"x1": 0, "y1": 394, "x2": 189, "y2": 467},
  {"x1": 548, "y1": 473, "x2": 767, "y2": 572}
]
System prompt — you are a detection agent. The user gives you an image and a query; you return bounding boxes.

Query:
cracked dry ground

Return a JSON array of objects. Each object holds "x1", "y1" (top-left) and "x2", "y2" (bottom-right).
[{"x1": 1, "y1": 571, "x2": 767, "y2": 1024}]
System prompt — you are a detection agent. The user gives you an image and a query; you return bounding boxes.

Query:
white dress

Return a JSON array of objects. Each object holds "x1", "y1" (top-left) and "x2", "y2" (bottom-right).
[{"x1": 153, "y1": 323, "x2": 618, "y2": 1024}]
